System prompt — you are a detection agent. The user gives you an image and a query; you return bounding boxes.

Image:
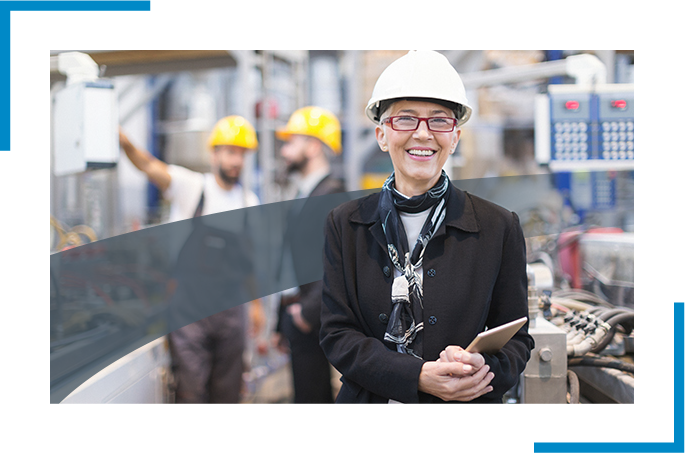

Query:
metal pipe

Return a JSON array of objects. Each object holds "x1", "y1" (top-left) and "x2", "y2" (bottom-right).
[
  {"x1": 343, "y1": 50, "x2": 362, "y2": 191},
  {"x1": 460, "y1": 54, "x2": 607, "y2": 89},
  {"x1": 231, "y1": 50, "x2": 259, "y2": 198},
  {"x1": 567, "y1": 370, "x2": 580, "y2": 404},
  {"x1": 259, "y1": 51, "x2": 276, "y2": 204},
  {"x1": 119, "y1": 74, "x2": 173, "y2": 125}
]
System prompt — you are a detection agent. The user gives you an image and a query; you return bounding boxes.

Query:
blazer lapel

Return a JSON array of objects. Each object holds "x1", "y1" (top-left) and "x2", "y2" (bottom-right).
[
  {"x1": 433, "y1": 183, "x2": 480, "y2": 238},
  {"x1": 349, "y1": 192, "x2": 388, "y2": 252}
]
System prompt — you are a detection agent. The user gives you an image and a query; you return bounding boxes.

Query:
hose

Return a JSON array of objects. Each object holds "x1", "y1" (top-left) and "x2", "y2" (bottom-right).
[
  {"x1": 597, "y1": 308, "x2": 633, "y2": 322},
  {"x1": 568, "y1": 355, "x2": 634, "y2": 374},
  {"x1": 553, "y1": 288, "x2": 614, "y2": 308},
  {"x1": 605, "y1": 311, "x2": 635, "y2": 330},
  {"x1": 70, "y1": 224, "x2": 98, "y2": 243},
  {"x1": 551, "y1": 296, "x2": 593, "y2": 313},
  {"x1": 567, "y1": 321, "x2": 611, "y2": 356},
  {"x1": 50, "y1": 215, "x2": 68, "y2": 250},
  {"x1": 590, "y1": 311, "x2": 635, "y2": 354},
  {"x1": 50, "y1": 216, "x2": 98, "y2": 250},
  {"x1": 588, "y1": 306, "x2": 606, "y2": 316},
  {"x1": 567, "y1": 370, "x2": 580, "y2": 404}
]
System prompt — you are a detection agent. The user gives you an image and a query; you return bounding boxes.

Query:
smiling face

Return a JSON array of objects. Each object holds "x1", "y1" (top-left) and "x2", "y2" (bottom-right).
[{"x1": 376, "y1": 99, "x2": 461, "y2": 197}]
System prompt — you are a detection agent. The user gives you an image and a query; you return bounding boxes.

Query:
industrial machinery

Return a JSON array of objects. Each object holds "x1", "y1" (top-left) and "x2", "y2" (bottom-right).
[
  {"x1": 519, "y1": 78, "x2": 635, "y2": 404},
  {"x1": 521, "y1": 267, "x2": 634, "y2": 404}
]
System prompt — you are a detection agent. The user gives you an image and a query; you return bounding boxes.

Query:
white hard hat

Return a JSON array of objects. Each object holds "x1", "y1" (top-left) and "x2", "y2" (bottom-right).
[{"x1": 365, "y1": 50, "x2": 473, "y2": 126}]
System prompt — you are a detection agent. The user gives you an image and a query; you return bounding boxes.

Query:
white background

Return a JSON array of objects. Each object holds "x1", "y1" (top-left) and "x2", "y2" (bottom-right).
[{"x1": 0, "y1": 1, "x2": 678, "y2": 452}]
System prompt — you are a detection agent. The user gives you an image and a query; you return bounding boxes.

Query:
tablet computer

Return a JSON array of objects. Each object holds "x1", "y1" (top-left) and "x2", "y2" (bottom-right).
[{"x1": 465, "y1": 316, "x2": 528, "y2": 355}]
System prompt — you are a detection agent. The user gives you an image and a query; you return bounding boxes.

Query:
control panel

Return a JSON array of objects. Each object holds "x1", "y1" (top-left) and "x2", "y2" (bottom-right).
[{"x1": 535, "y1": 84, "x2": 634, "y2": 171}]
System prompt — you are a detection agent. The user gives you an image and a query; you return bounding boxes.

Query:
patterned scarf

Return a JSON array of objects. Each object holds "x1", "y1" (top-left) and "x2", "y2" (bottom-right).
[{"x1": 379, "y1": 171, "x2": 450, "y2": 358}]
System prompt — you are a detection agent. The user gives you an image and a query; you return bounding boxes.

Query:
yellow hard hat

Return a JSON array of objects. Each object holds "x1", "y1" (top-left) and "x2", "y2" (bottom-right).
[
  {"x1": 207, "y1": 115, "x2": 258, "y2": 150},
  {"x1": 276, "y1": 106, "x2": 342, "y2": 154}
]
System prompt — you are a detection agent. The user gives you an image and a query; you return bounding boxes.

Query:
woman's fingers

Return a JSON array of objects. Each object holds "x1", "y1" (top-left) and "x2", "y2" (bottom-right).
[
  {"x1": 449, "y1": 366, "x2": 495, "y2": 401},
  {"x1": 419, "y1": 361, "x2": 495, "y2": 402},
  {"x1": 437, "y1": 360, "x2": 475, "y2": 377},
  {"x1": 438, "y1": 346, "x2": 485, "y2": 375}
]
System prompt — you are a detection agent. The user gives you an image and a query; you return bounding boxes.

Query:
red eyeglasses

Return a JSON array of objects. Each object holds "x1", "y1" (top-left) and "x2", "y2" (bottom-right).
[{"x1": 381, "y1": 116, "x2": 458, "y2": 132}]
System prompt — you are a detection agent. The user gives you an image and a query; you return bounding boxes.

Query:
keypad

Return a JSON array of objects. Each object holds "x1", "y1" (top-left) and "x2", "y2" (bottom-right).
[
  {"x1": 552, "y1": 121, "x2": 589, "y2": 160},
  {"x1": 599, "y1": 121, "x2": 634, "y2": 160}
]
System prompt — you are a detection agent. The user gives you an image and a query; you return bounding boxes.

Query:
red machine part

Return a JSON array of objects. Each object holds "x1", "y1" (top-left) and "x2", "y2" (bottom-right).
[{"x1": 557, "y1": 227, "x2": 623, "y2": 288}]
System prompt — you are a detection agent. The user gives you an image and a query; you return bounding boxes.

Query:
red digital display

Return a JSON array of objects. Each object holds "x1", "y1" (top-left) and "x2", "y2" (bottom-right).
[
  {"x1": 565, "y1": 100, "x2": 580, "y2": 110},
  {"x1": 611, "y1": 99, "x2": 627, "y2": 109}
]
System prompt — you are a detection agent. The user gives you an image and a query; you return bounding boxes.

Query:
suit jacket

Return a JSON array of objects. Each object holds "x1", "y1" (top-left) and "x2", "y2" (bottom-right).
[
  {"x1": 319, "y1": 183, "x2": 534, "y2": 403},
  {"x1": 279, "y1": 174, "x2": 346, "y2": 332}
]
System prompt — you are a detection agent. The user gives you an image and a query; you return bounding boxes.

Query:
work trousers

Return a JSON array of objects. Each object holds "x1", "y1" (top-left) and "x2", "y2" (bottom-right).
[
  {"x1": 281, "y1": 313, "x2": 333, "y2": 404},
  {"x1": 168, "y1": 306, "x2": 246, "y2": 404}
]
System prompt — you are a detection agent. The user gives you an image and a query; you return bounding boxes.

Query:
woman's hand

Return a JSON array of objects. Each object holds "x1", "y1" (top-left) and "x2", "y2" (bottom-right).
[
  {"x1": 418, "y1": 360, "x2": 494, "y2": 402},
  {"x1": 437, "y1": 345, "x2": 485, "y2": 374},
  {"x1": 419, "y1": 345, "x2": 493, "y2": 402}
]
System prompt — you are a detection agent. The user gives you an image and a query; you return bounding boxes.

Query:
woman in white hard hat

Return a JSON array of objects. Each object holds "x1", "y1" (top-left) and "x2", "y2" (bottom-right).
[{"x1": 319, "y1": 51, "x2": 534, "y2": 403}]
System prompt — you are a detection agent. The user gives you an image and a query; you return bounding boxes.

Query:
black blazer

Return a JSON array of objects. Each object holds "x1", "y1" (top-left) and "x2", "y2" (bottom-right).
[
  {"x1": 319, "y1": 183, "x2": 534, "y2": 403},
  {"x1": 279, "y1": 174, "x2": 346, "y2": 331}
]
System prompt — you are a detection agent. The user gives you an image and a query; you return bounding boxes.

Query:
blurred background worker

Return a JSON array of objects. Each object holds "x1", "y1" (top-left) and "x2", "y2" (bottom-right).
[
  {"x1": 273, "y1": 106, "x2": 345, "y2": 403},
  {"x1": 118, "y1": 116, "x2": 266, "y2": 403}
]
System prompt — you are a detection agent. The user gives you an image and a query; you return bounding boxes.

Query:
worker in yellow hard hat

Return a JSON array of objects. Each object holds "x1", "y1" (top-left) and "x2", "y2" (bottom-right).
[
  {"x1": 272, "y1": 106, "x2": 345, "y2": 403},
  {"x1": 119, "y1": 115, "x2": 266, "y2": 403},
  {"x1": 119, "y1": 115, "x2": 259, "y2": 222}
]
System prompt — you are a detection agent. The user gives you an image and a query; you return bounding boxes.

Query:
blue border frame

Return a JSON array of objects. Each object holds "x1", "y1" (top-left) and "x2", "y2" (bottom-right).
[
  {"x1": 0, "y1": 1, "x2": 150, "y2": 151},
  {"x1": 534, "y1": 302, "x2": 685, "y2": 453}
]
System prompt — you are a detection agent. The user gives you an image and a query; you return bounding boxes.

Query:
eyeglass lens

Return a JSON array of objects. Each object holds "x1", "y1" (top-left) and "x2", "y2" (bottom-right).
[{"x1": 390, "y1": 116, "x2": 456, "y2": 132}]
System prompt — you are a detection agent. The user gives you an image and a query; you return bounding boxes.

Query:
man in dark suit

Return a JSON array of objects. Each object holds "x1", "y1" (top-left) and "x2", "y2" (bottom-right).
[{"x1": 274, "y1": 106, "x2": 346, "y2": 403}]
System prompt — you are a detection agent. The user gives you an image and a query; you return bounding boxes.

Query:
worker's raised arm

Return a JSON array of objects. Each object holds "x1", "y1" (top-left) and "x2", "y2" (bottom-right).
[{"x1": 119, "y1": 128, "x2": 172, "y2": 192}]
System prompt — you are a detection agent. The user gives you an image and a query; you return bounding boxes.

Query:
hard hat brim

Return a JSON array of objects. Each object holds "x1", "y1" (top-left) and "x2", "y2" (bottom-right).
[{"x1": 366, "y1": 97, "x2": 472, "y2": 126}]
